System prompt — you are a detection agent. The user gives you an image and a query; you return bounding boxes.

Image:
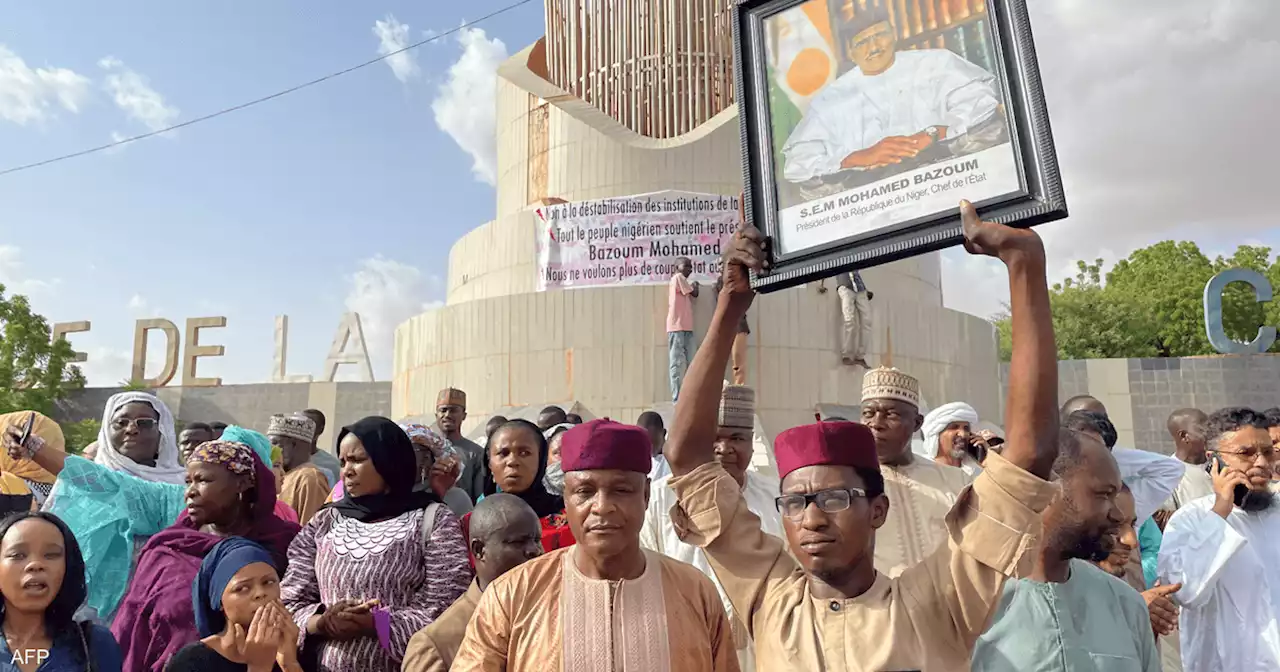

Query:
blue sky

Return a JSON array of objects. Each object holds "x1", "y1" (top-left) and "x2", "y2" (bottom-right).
[
  {"x1": 2, "y1": 1, "x2": 1278, "y2": 387},
  {"x1": 1, "y1": 1, "x2": 545, "y2": 385}
]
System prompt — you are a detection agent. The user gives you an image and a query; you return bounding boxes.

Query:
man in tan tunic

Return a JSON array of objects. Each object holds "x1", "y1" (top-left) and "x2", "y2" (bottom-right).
[
  {"x1": 268, "y1": 413, "x2": 330, "y2": 524},
  {"x1": 453, "y1": 419, "x2": 739, "y2": 672},
  {"x1": 861, "y1": 366, "x2": 974, "y2": 576},
  {"x1": 665, "y1": 199, "x2": 1062, "y2": 672},
  {"x1": 403, "y1": 493, "x2": 544, "y2": 672}
]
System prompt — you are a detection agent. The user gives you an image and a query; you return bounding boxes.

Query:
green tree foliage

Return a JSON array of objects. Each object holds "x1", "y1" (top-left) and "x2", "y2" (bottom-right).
[
  {"x1": 118, "y1": 379, "x2": 150, "y2": 392},
  {"x1": 992, "y1": 241, "x2": 1280, "y2": 361},
  {"x1": 0, "y1": 285, "x2": 86, "y2": 415},
  {"x1": 61, "y1": 419, "x2": 100, "y2": 455}
]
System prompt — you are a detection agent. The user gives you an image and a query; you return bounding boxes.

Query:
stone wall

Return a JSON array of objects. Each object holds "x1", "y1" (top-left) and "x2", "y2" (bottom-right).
[
  {"x1": 1000, "y1": 354, "x2": 1280, "y2": 454},
  {"x1": 55, "y1": 382, "x2": 392, "y2": 454}
]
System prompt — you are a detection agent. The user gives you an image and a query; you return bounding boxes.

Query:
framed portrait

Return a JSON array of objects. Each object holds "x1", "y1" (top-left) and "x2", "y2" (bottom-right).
[{"x1": 735, "y1": 0, "x2": 1067, "y2": 292}]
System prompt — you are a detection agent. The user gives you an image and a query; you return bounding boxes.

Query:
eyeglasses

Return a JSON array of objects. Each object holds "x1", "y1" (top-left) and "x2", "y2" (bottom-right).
[
  {"x1": 111, "y1": 418, "x2": 159, "y2": 431},
  {"x1": 775, "y1": 487, "x2": 868, "y2": 519},
  {"x1": 1214, "y1": 447, "x2": 1276, "y2": 463}
]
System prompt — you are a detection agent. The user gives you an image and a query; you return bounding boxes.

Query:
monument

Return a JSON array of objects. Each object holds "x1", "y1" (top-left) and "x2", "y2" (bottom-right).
[{"x1": 392, "y1": 0, "x2": 1002, "y2": 471}]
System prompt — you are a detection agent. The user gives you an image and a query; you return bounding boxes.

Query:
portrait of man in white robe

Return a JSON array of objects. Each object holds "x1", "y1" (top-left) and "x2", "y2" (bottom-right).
[{"x1": 774, "y1": 3, "x2": 1007, "y2": 198}]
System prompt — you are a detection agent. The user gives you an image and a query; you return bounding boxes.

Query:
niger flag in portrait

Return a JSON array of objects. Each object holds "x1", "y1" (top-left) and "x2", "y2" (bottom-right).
[{"x1": 767, "y1": 1, "x2": 838, "y2": 115}]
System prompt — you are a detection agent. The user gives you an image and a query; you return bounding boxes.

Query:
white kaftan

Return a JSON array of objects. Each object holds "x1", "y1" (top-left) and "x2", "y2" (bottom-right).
[
  {"x1": 781, "y1": 49, "x2": 1000, "y2": 182},
  {"x1": 1112, "y1": 447, "x2": 1183, "y2": 525},
  {"x1": 1157, "y1": 496, "x2": 1280, "y2": 671}
]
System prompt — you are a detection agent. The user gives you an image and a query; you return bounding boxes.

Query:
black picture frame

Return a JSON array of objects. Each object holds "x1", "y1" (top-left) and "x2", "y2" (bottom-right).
[{"x1": 735, "y1": 0, "x2": 1067, "y2": 292}]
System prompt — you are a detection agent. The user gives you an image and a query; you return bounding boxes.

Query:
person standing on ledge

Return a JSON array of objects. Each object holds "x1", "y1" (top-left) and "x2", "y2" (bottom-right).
[
  {"x1": 436, "y1": 388, "x2": 486, "y2": 503},
  {"x1": 667, "y1": 256, "x2": 700, "y2": 401},
  {"x1": 663, "y1": 199, "x2": 1062, "y2": 671},
  {"x1": 837, "y1": 271, "x2": 872, "y2": 368}
]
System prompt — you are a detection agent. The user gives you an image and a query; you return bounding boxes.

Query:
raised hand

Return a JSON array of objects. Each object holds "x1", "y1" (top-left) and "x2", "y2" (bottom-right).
[
  {"x1": 959, "y1": 200, "x2": 1043, "y2": 263},
  {"x1": 2, "y1": 424, "x2": 43, "y2": 460},
  {"x1": 719, "y1": 196, "x2": 768, "y2": 315},
  {"x1": 1142, "y1": 582, "x2": 1181, "y2": 637}
]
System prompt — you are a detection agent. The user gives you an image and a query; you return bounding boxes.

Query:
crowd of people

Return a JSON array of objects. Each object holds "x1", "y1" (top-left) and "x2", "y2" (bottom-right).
[{"x1": 0, "y1": 203, "x2": 1274, "y2": 671}]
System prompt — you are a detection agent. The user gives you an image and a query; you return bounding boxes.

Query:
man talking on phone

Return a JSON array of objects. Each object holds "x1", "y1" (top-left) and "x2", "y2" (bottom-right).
[{"x1": 1158, "y1": 407, "x2": 1280, "y2": 671}]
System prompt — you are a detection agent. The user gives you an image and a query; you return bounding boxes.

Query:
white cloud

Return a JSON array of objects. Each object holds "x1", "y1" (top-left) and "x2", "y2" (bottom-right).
[
  {"x1": 343, "y1": 257, "x2": 443, "y2": 378},
  {"x1": 431, "y1": 28, "x2": 508, "y2": 185},
  {"x1": 373, "y1": 14, "x2": 420, "y2": 83},
  {"x1": 0, "y1": 245, "x2": 58, "y2": 298},
  {"x1": 99, "y1": 56, "x2": 179, "y2": 134},
  {"x1": 942, "y1": 0, "x2": 1280, "y2": 319},
  {"x1": 0, "y1": 44, "x2": 90, "y2": 125}
]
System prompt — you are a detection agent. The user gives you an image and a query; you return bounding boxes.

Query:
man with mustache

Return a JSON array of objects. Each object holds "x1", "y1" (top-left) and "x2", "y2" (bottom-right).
[
  {"x1": 664, "y1": 200, "x2": 1060, "y2": 671},
  {"x1": 972, "y1": 428, "x2": 1162, "y2": 670},
  {"x1": 919, "y1": 401, "x2": 985, "y2": 476},
  {"x1": 861, "y1": 367, "x2": 974, "y2": 577},
  {"x1": 453, "y1": 419, "x2": 737, "y2": 672},
  {"x1": 1094, "y1": 485, "x2": 1182, "y2": 640},
  {"x1": 1158, "y1": 407, "x2": 1280, "y2": 671}
]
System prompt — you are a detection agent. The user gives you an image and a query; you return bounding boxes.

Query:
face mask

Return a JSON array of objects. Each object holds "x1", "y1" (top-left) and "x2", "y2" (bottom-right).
[{"x1": 543, "y1": 461, "x2": 565, "y2": 495}]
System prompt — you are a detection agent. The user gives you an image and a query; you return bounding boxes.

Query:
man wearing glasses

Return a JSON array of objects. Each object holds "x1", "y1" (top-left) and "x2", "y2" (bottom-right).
[
  {"x1": 1158, "y1": 407, "x2": 1280, "y2": 671},
  {"x1": 664, "y1": 200, "x2": 1060, "y2": 671}
]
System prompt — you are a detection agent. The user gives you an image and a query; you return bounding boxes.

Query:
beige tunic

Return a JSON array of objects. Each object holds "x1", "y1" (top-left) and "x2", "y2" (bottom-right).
[
  {"x1": 668, "y1": 450, "x2": 1056, "y2": 672},
  {"x1": 878, "y1": 458, "x2": 974, "y2": 577},
  {"x1": 453, "y1": 546, "x2": 739, "y2": 672},
  {"x1": 403, "y1": 580, "x2": 482, "y2": 672},
  {"x1": 280, "y1": 462, "x2": 331, "y2": 525}
]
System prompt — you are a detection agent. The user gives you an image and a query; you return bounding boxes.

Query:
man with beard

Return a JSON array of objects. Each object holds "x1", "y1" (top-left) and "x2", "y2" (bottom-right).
[
  {"x1": 972, "y1": 428, "x2": 1161, "y2": 671},
  {"x1": 664, "y1": 200, "x2": 1061, "y2": 671},
  {"x1": 1158, "y1": 407, "x2": 1280, "y2": 671},
  {"x1": 453, "y1": 419, "x2": 738, "y2": 672},
  {"x1": 436, "y1": 388, "x2": 486, "y2": 502},
  {"x1": 918, "y1": 401, "x2": 984, "y2": 476}
]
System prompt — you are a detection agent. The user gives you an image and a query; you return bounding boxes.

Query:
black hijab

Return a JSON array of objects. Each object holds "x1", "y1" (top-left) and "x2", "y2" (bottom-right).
[
  {"x1": 482, "y1": 419, "x2": 564, "y2": 519},
  {"x1": 328, "y1": 416, "x2": 441, "y2": 522}
]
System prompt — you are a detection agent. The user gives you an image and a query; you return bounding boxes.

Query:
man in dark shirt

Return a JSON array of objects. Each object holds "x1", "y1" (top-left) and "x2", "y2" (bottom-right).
[
  {"x1": 436, "y1": 388, "x2": 487, "y2": 503},
  {"x1": 713, "y1": 276, "x2": 751, "y2": 385},
  {"x1": 836, "y1": 271, "x2": 873, "y2": 368}
]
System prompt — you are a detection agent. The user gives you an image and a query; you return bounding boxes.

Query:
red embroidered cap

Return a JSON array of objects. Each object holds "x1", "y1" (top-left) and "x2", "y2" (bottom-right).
[
  {"x1": 774, "y1": 421, "x2": 879, "y2": 480},
  {"x1": 560, "y1": 418, "x2": 652, "y2": 474}
]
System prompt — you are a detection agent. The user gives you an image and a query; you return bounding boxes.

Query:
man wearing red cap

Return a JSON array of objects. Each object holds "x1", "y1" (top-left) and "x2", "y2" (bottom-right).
[
  {"x1": 453, "y1": 419, "x2": 738, "y2": 672},
  {"x1": 664, "y1": 200, "x2": 1062, "y2": 671}
]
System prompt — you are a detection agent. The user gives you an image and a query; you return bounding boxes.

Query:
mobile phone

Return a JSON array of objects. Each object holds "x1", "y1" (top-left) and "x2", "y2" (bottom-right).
[
  {"x1": 1207, "y1": 454, "x2": 1250, "y2": 505},
  {"x1": 17, "y1": 413, "x2": 35, "y2": 449}
]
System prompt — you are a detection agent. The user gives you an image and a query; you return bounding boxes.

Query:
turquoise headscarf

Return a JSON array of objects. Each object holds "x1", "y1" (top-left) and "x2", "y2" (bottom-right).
[{"x1": 219, "y1": 426, "x2": 275, "y2": 467}]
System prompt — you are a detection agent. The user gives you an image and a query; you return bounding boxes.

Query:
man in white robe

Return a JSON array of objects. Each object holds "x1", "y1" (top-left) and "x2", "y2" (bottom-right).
[
  {"x1": 918, "y1": 401, "x2": 984, "y2": 477},
  {"x1": 781, "y1": 7, "x2": 1001, "y2": 183},
  {"x1": 1158, "y1": 406, "x2": 1280, "y2": 671},
  {"x1": 642, "y1": 385, "x2": 781, "y2": 672},
  {"x1": 861, "y1": 365, "x2": 973, "y2": 577}
]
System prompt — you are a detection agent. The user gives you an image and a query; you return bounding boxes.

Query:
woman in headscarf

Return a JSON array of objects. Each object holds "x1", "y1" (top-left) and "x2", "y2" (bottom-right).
[
  {"x1": 0, "y1": 512, "x2": 123, "y2": 671},
  {"x1": 166, "y1": 537, "x2": 303, "y2": 672},
  {"x1": 3, "y1": 394, "x2": 190, "y2": 623},
  {"x1": 461, "y1": 419, "x2": 574, "y2": 555},
  {"x1": 280, "y1": 416, "x2": 470, "y2": 672},
  {"x1": 111, "y1": 440, "x2": 301, "y2": 671},
  {"x1": 323, "y1": 424, "x2": 471, "y2": 517},
  {"x1": 221, "y1": 426, "x2": 301, "y2": 525},
  {"x1": 0, "y1": 411, "x2": 62, "y2": 506},
  {"x1": 541, "y1": 422, "x2": 573, "y2": 496}
]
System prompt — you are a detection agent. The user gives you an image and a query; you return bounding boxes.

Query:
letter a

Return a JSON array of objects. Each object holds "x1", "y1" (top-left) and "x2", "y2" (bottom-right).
[{"x1": 322, "y1": 313, "x2": 375, "y2": 382}]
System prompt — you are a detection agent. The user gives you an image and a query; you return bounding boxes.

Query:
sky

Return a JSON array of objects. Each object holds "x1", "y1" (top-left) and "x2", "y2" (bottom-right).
[{"x1": 1, "y1": 1, "x2": 1278, "y2": 387}]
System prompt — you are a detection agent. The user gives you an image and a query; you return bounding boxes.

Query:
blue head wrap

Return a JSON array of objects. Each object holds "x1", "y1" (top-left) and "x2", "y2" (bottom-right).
[
  {"x1": 220, "y1": 426, "x2": 274, "y2": 466},
  {"x1": 193, "y1": 537, "x2": 277, "y2": 637}
]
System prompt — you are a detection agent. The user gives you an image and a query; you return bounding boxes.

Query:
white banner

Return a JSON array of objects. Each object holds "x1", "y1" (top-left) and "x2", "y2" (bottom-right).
[{"x1": 535, "y1": 191, "x2": 740, "y2": 291}]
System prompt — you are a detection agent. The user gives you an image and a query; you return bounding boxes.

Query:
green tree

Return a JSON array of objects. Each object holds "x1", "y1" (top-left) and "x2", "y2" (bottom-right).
[
  {"x1": 61, "y1": 419, "x2": 100, "y2": 455},
  {"x1": 118, "y1": 378, "x2": 150, "y2": 392},
  {"x1": 1051, "y1": 260, "x2": 1160, "y2": 360},
  {"x1": 1105, "y1": 241, "x2": 1215, "y2": 357},
  {"x1": 0, "y1": 285, "x2": 85, "y2": 415}
]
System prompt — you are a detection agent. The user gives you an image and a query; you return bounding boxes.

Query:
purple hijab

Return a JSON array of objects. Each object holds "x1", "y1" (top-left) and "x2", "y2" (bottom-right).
[{"x1": 111, "y1": 449, "x2": 300, "y2": 672}]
